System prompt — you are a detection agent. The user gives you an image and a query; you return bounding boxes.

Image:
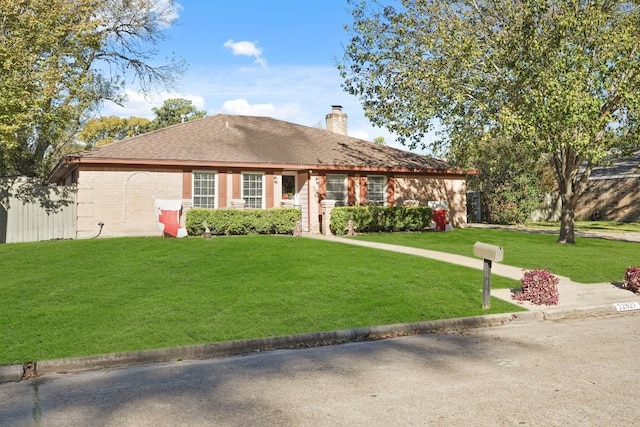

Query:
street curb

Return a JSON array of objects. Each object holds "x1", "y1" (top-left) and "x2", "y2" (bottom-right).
[
  {"x1": 5, "y1": 311, "x2": 541, "y2": 383},
  {"x1": 2, "y1": 307, "x2": 634, "y2": 384},
  {"x1": 540, "y1": 304, "x2": 621, "y2": 320},
  {"x1": 0, "y1": 364, "x2": 22, "y2": 384}
]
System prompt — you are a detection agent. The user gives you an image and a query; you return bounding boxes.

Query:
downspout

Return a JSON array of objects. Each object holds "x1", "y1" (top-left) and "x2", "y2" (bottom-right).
[{"x1": 308, "y1": 170, "x2": 312, "y2": 233}]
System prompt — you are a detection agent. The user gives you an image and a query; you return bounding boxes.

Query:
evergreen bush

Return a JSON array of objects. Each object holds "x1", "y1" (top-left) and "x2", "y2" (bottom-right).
[
  {"x1": 329, "y1": 206, "x2": 433, "y2": 236},
  {"x1": 186, "y1": 208, "x2": 301, "y2": 236},
  {"x1": 485, "y1": 174, "x2": 542, "y2": 225}
]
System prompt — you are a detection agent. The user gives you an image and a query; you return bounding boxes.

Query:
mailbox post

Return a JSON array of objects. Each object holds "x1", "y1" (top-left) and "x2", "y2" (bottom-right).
[{"x1": 473, "y1": 242, "x2": 504, "y2": 309}]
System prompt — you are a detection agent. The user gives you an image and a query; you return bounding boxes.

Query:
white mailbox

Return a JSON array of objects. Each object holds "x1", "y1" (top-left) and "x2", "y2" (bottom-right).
[{"x1": 473, "y1": 242, "x2": 504, "y2": 262}]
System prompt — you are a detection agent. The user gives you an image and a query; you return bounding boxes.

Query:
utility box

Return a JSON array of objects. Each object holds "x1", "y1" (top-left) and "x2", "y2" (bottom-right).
[{"x1": 473, "y1": 242, "x2": 504, "y2": 262}]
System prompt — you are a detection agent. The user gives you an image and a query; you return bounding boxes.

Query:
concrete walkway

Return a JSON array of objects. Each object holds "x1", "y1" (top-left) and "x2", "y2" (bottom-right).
[{"x1": 303, "y1": 232, "x2": 640, "y2": 316}]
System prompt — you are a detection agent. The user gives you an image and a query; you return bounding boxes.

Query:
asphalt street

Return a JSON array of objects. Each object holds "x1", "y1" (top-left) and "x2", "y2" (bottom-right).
[{"x1": 2, "y1": 311, "x2": 639, "y2": 426}]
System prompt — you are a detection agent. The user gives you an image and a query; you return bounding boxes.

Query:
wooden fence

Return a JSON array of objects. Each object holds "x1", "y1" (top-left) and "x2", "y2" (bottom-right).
[{"x1": 0, "y1": 177, "x2": 76, "y2": 244}]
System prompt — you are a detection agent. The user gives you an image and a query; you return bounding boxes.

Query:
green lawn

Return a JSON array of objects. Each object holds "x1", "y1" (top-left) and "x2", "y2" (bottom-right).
[
  {"x1": 525, "y1": 221, "x2": 640, "y2": 233},
  {"x1": 353, "y1": 228, "x2": 640, "y2": 283},
  {"x1": 0, "y1": 236, "x2": 523, "y2": 365}
]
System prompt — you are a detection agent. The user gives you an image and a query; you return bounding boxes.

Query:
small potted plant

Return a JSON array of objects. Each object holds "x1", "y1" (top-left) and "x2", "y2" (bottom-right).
[{"x1": 202, "y1": 220, "x2": 212, "y2": 239}]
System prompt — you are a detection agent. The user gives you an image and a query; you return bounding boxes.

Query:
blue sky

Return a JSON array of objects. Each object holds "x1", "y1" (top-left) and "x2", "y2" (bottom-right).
[{"x1": 101, "y1": 0, "x2": 430, "y2": 153}]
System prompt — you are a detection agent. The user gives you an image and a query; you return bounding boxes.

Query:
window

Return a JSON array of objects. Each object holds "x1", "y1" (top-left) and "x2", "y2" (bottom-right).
[
  {"x1": 326, "y1": 174, "x2": 346, "y2": 206},
  {"x1": 243, "y1": 173, "x2": 264, "y2": 208},
  {"x1": 282, "y1": 175, "x2": 296, "y2": 200},
  {"x1": 367, "y1": 176, "x2": 386, "y2": 206},
  {"x1": 193, "y1": 171, "x2": 216, "y2": 208}
]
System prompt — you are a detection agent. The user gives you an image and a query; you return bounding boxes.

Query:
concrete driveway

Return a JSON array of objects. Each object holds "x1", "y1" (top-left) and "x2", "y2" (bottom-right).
[{"x1": 1, "y1": 312, "x2": 639, "y2": 426}]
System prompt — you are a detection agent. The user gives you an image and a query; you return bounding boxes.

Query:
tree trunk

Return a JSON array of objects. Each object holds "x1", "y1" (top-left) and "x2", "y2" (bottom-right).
[{"x1": 558, "y1": 195, "x2": 576, "y2": 244}]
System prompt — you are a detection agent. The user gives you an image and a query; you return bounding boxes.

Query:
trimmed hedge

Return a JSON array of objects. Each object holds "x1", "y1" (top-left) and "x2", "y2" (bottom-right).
[
  {"x1": 329, "y1": 206, "x2": 433, "y2": 236},
  {"x1": 186, "y1": 208, "x2": 301, "y2": 236}
]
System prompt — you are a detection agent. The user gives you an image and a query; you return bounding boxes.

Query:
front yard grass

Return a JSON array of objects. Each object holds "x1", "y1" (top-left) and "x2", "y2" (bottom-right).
[
  {"x1": 525, "y1": 221, "x2": 640, "y2": 233},
  {"x1": 352, "y1": 228, "x2": 639, "y2": 283},
  {"x1": 0, "y1": 236, "x2": 523, "y2": 365}
]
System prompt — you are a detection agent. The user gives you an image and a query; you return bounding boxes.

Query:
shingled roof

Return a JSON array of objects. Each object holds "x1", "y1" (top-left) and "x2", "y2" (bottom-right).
[
  {"x1": 589, "y1": 148, "x2": 640, "y2": 179},
  {"x1": 51, "y1": 114, "x2": 462, "y2": 179}
]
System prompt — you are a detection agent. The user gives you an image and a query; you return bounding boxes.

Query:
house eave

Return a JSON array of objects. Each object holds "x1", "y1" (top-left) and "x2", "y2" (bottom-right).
[
  {"x1": 55, "y1": 157, "x2": 475, "y2": 177},
  {"x1": 48, "y1": 155, "x2": 81, "y2": 183}
]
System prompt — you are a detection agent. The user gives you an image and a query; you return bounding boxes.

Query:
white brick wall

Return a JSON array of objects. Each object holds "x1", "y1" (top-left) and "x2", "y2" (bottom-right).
[{"x1": 76, "y1": 169, "x2": 183, "y2": 238}]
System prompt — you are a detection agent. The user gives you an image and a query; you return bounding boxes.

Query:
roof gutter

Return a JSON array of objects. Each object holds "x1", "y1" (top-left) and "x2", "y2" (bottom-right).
[
  {"x1": 48, "y1": 155, "x2": 81, "y2": 183},
  {"x1": 58, "y1": 156, "x2": 478, "y2": 177}
]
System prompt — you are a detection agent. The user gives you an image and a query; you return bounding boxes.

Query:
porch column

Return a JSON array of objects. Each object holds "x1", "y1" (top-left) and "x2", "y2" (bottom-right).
[
  {"x1": 321, "y1": 199, "x2": 336, "y2": 235},
  {"x1": 386, "y1": 176, "x2": 396, "y2": 206}
]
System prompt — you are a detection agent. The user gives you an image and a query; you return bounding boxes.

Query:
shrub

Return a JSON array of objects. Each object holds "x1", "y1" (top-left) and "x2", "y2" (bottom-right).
[
  {"x1": 329, "y1": 206, "x2": 433, "y2": 236},
  {"x1": 622, "y1": 267, "x2": 640, "y2": 294},
  {"x1": 512, "y1": 269, "x2": 559, "y2": 305},
  {"x1": 484, "y1": 174, "x2": 542, "y2": 225},
  {"x1": 186, "y1": 208, "x2": 301, "y2": 236}
]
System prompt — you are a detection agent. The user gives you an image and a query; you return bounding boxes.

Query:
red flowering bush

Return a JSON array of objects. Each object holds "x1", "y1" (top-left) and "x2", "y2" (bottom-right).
[
  {"x1": 622, "y1": 267, "x2": 640, "y2": 294},
  {"x1": 512, "y1": 269, "x2": 559, "y2": 305}
]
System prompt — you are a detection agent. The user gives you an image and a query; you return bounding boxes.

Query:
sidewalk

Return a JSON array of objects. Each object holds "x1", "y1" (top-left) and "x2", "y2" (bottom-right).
[{"x1": 303, "y1": 232, "x2": 640, "y2": 317}]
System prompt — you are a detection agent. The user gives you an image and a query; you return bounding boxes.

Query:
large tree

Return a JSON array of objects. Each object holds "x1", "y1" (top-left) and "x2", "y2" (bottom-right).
[
  {"x1": 150, "y1": 98, "x2": 207, "y2": 129},
  {"x1": 0, "y1": 0, "x2": 184, "y2": 178},
  {"x1": 339, "y1": 0, "x2": 640, "y2": 243},
  {"x1": 77, "y1": 98, "x2": 205, "y2": 147},
  {"x1": 77, "y1": 116, "x2": 152, "y2": 148}
]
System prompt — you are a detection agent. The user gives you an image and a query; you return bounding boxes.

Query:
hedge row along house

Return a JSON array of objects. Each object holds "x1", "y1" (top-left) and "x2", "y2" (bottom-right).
[{"x1": 49, "y1": 106, "x2": 473, "y2": 238}]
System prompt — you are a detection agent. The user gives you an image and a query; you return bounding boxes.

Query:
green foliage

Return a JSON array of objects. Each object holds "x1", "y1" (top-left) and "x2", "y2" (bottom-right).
[
  {"x1": 151, "y1": 98, "x2": 207, "y2": 130},
  {"x1": 78, "y1": 115, "x2": 152, "y2": 148},
  {"x1": 340, "y1": 0, "x2": 640, "y2": 243},
  {"x1": 0, "y1": 0, "x2": 184, "y2": 177},
  {"x1": 484, "y1": 174, "x2": 542, "y2": 225},
  {"x1": 330, "y1": 206, "x2": 433, "y2": 235},
  {"x1": 77, "y1": 97, "x2": 206, "y2": 148},
  {"x1": 457, "y1": 134, "x2": 551, "y2": 226},
  {"x1": 186, "y1": 208, "x2": 301, "y2": 236}
]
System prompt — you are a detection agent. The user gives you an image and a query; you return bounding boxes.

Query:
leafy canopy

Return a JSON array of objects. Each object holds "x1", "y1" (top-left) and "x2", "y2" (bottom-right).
[
  {"x1": 0, "y1": 0, "x2": 184, "y2": 177},
  {"x1": 77, "y1": 98, "x2": 206, "y2": 148},
  {"x1": 77, "y1": 116, "x2": 152, "y2": 148},
  {"x1": 340, "y1": 0, "x2": 640, "y2": 242},
  {"x1": 150, "y1": 98, "x2": 207, "y2": 129}
]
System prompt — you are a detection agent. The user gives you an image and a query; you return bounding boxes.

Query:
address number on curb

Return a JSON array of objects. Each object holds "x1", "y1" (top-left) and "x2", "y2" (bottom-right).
[{"x1": 614, "y1": 302, "x2": 640, "y2": 312}]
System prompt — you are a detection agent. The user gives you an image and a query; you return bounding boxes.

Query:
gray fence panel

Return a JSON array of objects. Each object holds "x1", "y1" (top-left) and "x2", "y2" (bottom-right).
[{"x1": 0, "y1": 178, "x2": 76, "y2": 244}]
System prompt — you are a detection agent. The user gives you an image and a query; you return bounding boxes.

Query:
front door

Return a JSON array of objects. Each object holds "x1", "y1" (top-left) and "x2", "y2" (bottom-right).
[
  {"x1": 284, "y1": 171, "x2": 311, "y2": 232},
  {"x1": 282, "y1": 174, "x2": 297, "y2": 206}
]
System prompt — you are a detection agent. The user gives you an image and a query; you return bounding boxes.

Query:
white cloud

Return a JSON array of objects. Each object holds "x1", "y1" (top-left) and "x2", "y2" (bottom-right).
[
  {"x1": 220, "y1": 99, "x2": 275, "y2": 116},
  {"x1": 223, "y1": 39, "x2": 267, "y2": 67},
  {"x1": 223, "y1": 39, "x2": 261, "y2": 57}
]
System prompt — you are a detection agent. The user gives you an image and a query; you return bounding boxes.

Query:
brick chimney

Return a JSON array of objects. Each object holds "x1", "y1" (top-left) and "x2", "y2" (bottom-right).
[{"x1": 325, "y1": 105, "x2": 347, "y2": 135}]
